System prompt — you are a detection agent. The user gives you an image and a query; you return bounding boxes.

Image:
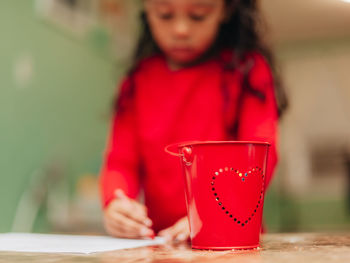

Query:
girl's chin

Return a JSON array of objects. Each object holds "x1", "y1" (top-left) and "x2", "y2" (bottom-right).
[{"x1": 167, "y1": 54, "x2": 202, "y2": 68}]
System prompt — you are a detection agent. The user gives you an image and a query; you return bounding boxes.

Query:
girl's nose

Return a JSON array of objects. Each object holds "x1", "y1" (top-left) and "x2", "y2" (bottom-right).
[{"x1": 173, "y1": 19, "x2": 190, "y2": 38}]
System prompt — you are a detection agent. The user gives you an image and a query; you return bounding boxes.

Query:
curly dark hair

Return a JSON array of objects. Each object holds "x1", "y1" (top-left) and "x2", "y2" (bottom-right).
[{"x1": 116, "y1": 0, "x2": 288, "y2": 133}]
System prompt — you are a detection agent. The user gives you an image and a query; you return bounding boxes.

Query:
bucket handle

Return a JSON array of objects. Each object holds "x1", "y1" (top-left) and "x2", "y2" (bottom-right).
[
  {"x1": 165, "y1": 143, "x2": 194, "y2": 165},
  {"x1": 164, "y1": 143, "x2": 183, "y2": 157}
]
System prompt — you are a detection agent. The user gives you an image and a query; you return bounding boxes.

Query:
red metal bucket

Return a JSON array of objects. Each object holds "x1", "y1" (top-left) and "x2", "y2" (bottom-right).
[{"x1": 165, "y1": 141, "x2": 270, "y2": 250}]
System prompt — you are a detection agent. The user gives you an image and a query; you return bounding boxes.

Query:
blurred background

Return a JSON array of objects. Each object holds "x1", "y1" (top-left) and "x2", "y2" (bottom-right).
[{"x1": 0, "y1": 0, "x2": 349, "y2": 234}]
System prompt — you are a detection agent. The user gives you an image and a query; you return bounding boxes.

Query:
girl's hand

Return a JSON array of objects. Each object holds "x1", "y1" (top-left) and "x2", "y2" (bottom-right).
[
  {"x1": 103, "y1": 189, "x2": 154, "y2": 239},
  {"x1": 158, "y1": 216, "x2": 190, "y2": 242}
]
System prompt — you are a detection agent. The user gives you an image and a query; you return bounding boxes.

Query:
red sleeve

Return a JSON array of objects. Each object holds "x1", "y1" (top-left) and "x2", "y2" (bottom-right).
[
  {"x1": 99, "y1": 77, "x2": 140, "y2": 209},
  {"x1": 237, "y1": 53, "x2": 279, "y2": 188}
]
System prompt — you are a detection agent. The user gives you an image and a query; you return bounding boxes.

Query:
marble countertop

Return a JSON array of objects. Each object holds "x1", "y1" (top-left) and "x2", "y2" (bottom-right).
[{"x1": 1, "y1": 233, "x2": 349, "y2": 263}]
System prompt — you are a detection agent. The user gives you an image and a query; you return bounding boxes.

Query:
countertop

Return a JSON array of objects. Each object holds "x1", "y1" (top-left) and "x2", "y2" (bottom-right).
[{"x1": 0, "y1": 233, "x2": 349, "y2": 263}]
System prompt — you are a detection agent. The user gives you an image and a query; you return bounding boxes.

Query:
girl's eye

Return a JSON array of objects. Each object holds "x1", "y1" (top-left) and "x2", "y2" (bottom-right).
[
  {"x1": 158, "y1": 13, "x2": 174, "y2": 20},
  {"x1": 189, "y1": 14, "x2": 207, "y2": 21}
]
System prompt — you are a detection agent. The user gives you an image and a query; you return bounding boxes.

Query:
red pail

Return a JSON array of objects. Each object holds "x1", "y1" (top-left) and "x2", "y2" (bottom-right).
[{"x1": 165, "y1": 141, "x2": 270, "y2": 250}]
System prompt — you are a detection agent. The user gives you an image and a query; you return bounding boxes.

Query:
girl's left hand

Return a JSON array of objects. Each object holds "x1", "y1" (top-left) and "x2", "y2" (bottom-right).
[{"x1": 158, "y1": 216, "x2": 190, "y2": 242}]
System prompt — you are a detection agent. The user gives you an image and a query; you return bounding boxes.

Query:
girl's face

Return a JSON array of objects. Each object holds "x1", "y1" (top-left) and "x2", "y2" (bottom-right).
[{"x1": 144, "y1": 0, "x2": 226, "y2": 69}]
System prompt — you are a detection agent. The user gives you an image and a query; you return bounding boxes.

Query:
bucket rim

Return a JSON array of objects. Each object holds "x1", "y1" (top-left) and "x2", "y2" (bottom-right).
[{"x1": 177, "y1": 140, "x2": 271, "y2": 148}]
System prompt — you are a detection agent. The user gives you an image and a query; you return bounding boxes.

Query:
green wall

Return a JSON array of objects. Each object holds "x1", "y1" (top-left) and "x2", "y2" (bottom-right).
[{"x1": 0, "y1": 0, "x2": 119, "y2": 232}]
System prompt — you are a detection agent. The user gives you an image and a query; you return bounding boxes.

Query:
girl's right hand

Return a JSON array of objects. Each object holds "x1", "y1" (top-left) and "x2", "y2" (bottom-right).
[{"x1": 103, "y1": 189, "x2": 154, "y2": 239}]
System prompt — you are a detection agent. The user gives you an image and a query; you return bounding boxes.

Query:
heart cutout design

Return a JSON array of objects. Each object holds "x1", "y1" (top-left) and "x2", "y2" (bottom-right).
[{"x1": 210, "y1": 166, "x2": 265, "y2": 227}]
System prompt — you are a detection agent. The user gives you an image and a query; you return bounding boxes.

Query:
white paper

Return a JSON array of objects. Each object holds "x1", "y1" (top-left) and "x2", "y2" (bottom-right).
[{"x1": 0, "y1": 233, "x2": 165, "y2": 254}]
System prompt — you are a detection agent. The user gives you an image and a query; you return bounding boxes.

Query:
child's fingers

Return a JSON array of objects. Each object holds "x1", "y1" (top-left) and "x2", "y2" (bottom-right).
[
  {"x1": 175, "y1": 231, "x2": 190, "y2": 242},
  {"x1": 113, "y1": 189, "x2": 152, "y2": 227},
  {"x1": 105, "y1": 218, "x2": 138, "y2": 238},
  {"x1": 129, "y1": 201, "x2": 148, "y2": 218},
  {"x1": 115, "y1": 200, "x2": 152, "y2": 227},
  {"x1": 130, "y1": 203, "x2": 152, "y2": 227},
  {"x1": 161, "y1": 227, "x2": 189, "y2": 242},
  {"x1": 158, "y1": 217, "x2": 189, "y2": 242},
  {"x1": 158, "y1": 226, "x2": 178, "y2": 242},
  {"x1": 104, "y1": 219, "x2": 127, "y2": 238},
  {"x1": 112, "y1": 211, "x2": 149, "y2": 234},
  {"x1": 158, "y1": 223, "x2": 179, "y2": 240},
  {"x1": 104, "y1": 218, "x2": 146, "y2": 239},
  {"x1": 107, "y1": 210, "x2": 154, "y2": 238}
]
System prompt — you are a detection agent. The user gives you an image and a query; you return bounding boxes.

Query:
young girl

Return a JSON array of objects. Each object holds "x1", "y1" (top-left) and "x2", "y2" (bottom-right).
[{"x1": 100, "y1": 0, "x2": 288, "y2": 242}]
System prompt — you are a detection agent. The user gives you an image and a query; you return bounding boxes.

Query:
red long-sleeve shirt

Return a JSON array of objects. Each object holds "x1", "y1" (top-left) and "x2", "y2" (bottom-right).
[{"x1": 100, "y1": 51, "x2": 279, "y2": 233}]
